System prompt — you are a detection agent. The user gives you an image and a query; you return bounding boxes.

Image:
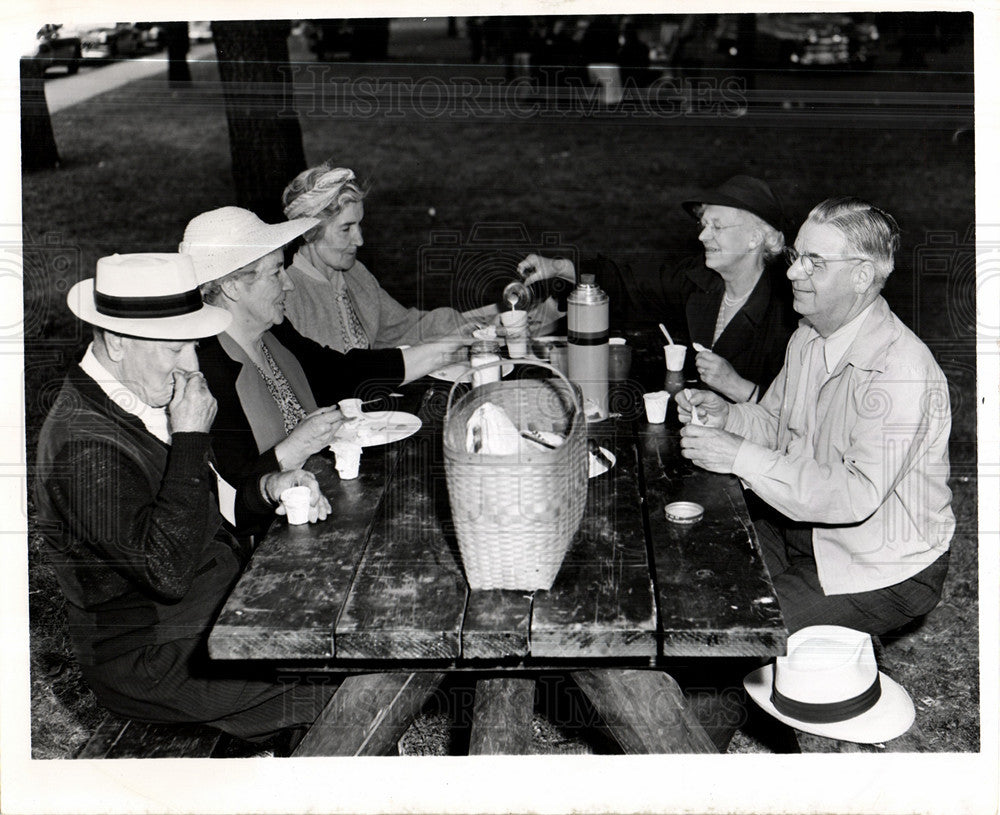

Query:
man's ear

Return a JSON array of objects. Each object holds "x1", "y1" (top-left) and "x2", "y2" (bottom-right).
[
  {"x1": 103, "y1": 331, "x2": 126, "y2": 362},
  {"x1": 853, "y1": 260, "x2": 876, "y2": 292}
]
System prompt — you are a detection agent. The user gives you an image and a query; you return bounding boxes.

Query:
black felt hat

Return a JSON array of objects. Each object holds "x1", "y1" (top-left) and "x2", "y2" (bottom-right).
[{"x1": 682, "y1": 175, "x2": 786, "y2": 236}]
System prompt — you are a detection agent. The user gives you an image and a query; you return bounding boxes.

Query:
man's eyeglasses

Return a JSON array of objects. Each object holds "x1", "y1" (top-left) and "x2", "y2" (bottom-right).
[{"x1": 782, "y1": 247, "x2": 870, "y2": 276}]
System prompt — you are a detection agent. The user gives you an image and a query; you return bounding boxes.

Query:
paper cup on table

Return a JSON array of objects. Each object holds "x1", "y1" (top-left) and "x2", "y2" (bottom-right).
[
  {"x1": 338, "y1": 398, "x2": 364, "y2": 419},
  {"x1": 643, "y1": 390, "x2": 670, "y2": 424},
  {"x1": 279, "y1": 485, "x2": 311, "y2": 525},
  {"x1": 500, "y1": 310, "x2": 529, "y2": 358},
  {"x1": 664, "y1": 343, "x2": 687, "y2": 372},
  {"x1": 331, "y1": 440, "x2": 363, "y2": 480}
]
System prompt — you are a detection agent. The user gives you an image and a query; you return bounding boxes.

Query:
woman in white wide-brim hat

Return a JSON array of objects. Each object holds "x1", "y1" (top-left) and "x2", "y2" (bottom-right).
[
  {"x1": 181, "y1": 206, "x2": 462, "y2": 490},
  {"x1": 280, "y1": 163, "x2": 561, "y2": 353}
]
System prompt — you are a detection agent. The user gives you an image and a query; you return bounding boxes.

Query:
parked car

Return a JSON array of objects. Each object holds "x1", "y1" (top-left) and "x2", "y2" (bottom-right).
[
  {"x1": 64, "y1": 22, "x2": 143, "y2": 59},
  {"x1": 24, "y1": 24, "x2": 82, "y2": 74},
  {"x1": 716, "y1": 13, "x2": 880, "y2": 68}
]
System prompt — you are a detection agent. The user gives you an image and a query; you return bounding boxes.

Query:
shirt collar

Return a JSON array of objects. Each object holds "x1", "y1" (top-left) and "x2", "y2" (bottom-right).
[
  {"x1": 822, "y1": 300, "x2": 879, "y2": 374},
  {"x1": 79, "y1": 344, "x2": 171, "y2": 444}
]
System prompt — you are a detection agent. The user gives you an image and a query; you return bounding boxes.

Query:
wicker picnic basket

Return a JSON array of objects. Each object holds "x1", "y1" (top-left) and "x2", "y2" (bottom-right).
[{"x1": 443, "y1": 359, "x2": 588, "y2": 591}]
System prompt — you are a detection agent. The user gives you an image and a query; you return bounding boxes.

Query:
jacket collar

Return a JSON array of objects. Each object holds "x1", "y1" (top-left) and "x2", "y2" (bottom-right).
[
  {"x1": 802, "y1": 296, "x2": 896, "y2": 376},
  {"x1": 685, "y1": 261, "x2": 775, "y2": 328}
]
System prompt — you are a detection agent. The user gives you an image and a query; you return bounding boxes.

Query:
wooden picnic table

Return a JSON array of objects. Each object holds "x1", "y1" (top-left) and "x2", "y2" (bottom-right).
[{"x1": 208, "y1": 368, "x2": 786, "y2": 756}]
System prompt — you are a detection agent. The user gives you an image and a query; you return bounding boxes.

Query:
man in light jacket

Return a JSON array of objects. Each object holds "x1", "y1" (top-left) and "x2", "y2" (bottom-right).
[{"x1": 678, "y1": 197, "x2": 954, "y2": 635}]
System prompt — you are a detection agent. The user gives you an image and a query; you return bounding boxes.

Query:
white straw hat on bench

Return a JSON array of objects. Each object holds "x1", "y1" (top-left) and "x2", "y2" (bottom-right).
[{"x1": 744, "y1": 625, "x2": 915, "y2": 743}]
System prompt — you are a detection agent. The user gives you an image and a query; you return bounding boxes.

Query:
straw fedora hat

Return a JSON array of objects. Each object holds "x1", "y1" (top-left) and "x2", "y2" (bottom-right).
[
  {"x1": 744, "y1": 625, "x2": 915, "y2": 743},
  {"x1": 682, "y1": 174, "x2": 786, "y2": 235},
  {"x1": 179, "y1": 206, "x2": 319, "y2": 285},
  {"x1": 67, "y1": 253, "x2": 231, "y2": 340}
]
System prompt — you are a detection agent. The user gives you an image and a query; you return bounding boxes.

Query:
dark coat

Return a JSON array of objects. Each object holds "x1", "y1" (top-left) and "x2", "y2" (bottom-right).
[
  {"x1": 591, "y1": 252, "x2": 798, "y2": 396},
  {"x1": 197, "y1": 320, "x2": 405, "y2": 491}
]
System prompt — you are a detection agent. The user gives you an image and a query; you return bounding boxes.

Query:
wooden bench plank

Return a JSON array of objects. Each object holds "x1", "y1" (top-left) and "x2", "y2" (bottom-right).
[
  {"x1": 640, "y1": 425, "x2": 787, "y2": 657},
  {"x1": 77, "y1": 715, "x2": 221, "y2": 759},
  {"x1": 468, "y1": 678, "x2": 537, "y2": 755},
  {"x1": 572, "y1": 669, "x2": 717, "y2": 754},
  {"x1": 531, "y1": 424, "x2": 657, "y2": 658},
  {"x1": 292, "y1": 672, "x2": 445, "y2": 757},
  {"x1": 336, "y1": 426, "x2": 468, "y2": 659},
  {"x1": 208, "y1": 452, "x2": 397, "y2": 660}
]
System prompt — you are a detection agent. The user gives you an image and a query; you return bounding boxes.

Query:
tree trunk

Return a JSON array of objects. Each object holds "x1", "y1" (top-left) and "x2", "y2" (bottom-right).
[
  {"x1": 212, "y1": 20, "x2": 306, "y2": 223},
  {"x1": 20, "y1": 59, "x2": 59, "y2": 171},
  {"x1": 163, "y1": 22, "x2": 192, "y2": 85}
]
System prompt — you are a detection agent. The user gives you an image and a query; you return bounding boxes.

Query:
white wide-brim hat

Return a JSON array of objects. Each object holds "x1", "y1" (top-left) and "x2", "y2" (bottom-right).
[
  {"x1": 67, "y1": 253, "x2": 231, "y2": 340},
  {"x1": 179, "y1": 206, "x2": 319, "y2": 285},
  {"x1": 744, "y1": 625, "x2": 915, "y2": 744}
]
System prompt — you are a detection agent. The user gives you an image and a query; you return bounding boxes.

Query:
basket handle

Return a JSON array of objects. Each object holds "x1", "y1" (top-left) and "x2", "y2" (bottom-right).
[{"x1": 444, "y1": 357, "x2": 584, "y2": 424}]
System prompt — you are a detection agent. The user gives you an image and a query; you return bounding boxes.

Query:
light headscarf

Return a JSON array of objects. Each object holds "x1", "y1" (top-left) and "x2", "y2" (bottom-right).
[{"x1": 282, "y1": 166, "x2": 358, "y2": 220}]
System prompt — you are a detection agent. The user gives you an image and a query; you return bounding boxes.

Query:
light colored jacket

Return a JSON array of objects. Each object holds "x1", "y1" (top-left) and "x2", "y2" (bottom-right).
[{"x1": 727, "y1": 296, "x2": 954, "y2": 595}]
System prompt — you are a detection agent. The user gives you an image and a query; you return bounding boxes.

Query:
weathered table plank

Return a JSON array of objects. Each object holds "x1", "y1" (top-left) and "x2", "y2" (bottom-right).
[
  {"x1": 640, "y1": 424, "x2": 787, "y2": 657},
  {"x1": 292, "y1": 672, "x2": 445, "y2": 757},
  {"x1": 572, "y1": 669, "x2": 717, "y2": 754},
  {"x1": 462, "y1": 590, "x2": 533, "y2": 659},
  {"x1": 335, "y1": 424, "x2": 468, "y2": 659},
  {"x1": 208, "y1": 452, "x2": 397, "y2": 660},
  {"x1": 530, "y1": 422, "x2": 657, "y2": 658},
  {"x1": 468, "y1": 678, "x2": 537, "y2": 755}
]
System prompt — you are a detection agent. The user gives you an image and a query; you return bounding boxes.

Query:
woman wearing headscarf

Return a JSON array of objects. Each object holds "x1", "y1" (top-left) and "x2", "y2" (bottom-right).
[
  {"x1": 180, "y1": 206, "x2": 462, "y2": 489},
  {"x1": 518, "y1": 175, "x2": 797, "y2": 402},
  {"x1": 280, "y1": 164, "x2": 560, "y2": 352}
]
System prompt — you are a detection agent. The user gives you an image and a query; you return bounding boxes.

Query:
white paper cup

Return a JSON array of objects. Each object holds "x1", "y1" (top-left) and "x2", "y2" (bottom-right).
[
  {"x1": 280, "y1": 485, "x2": 311, "y2": 525},
  {"x1": 331, "y1": 441, "x2": 363, "y2": 480},
  {"x1": 338, "y1": 398, "x2": 364, "y2": 419},
  {"x1": 643, "y1": 390, "x2": 670, "y2": 424},
  {"x1": 664, "y1": 344, "x2": 687, "y2": 372},
  {"x1": 500, "y1": 310, "x2": 529, "y2": 358}
]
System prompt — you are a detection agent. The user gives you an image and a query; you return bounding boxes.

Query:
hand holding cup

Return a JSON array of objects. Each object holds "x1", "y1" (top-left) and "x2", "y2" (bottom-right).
[{"x1": 266, "y1": 469, "x2": 331, "y2": 524}]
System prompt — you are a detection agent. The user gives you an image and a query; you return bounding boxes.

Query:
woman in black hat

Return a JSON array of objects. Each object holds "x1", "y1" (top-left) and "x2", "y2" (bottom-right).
[{"x1": 518, "y1": 175, "x2": 798, "y2": 402}]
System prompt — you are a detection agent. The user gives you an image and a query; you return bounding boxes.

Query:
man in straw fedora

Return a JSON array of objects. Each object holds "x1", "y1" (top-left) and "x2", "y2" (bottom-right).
[
  {"x1": 34, "y1": 253, "x2": 336, "y2": 744},
  {"x1": 678, "y1": 197, "x2": 954, "y2": 638}
]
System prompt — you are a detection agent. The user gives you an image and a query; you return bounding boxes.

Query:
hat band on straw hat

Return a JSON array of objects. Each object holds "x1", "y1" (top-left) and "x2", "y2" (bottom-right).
[
  {"x1": 94, "y1": 288, "x2": 203, "y2": 319},
  {"x1": 771, "y1": 675, "x2": 882, "y2": 725}
]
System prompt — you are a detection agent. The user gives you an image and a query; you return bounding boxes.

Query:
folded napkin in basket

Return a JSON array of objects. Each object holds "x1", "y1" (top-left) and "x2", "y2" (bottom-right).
[{"x1": 466, "y1": 402, "x2": 521, "y2": 455}]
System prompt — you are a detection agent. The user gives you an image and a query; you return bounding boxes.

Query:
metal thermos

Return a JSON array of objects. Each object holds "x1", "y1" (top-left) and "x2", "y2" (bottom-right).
[{"x1": 567, "y1": 274, "x2": 609, "y2": 419}]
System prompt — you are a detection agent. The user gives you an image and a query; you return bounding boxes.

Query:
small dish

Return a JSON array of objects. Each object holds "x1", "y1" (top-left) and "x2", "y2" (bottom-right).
[{"x1": 664, "y1": 501, "x2": 704, "y2": 524}]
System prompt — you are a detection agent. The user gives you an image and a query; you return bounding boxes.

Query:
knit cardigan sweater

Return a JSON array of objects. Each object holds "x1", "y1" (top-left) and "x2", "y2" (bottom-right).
[{"x1": 34, "y1": 369, "x2": 274, "y2": 666}]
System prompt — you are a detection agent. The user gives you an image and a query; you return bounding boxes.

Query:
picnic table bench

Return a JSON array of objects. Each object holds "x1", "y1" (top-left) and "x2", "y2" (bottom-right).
[{"x1": 207, "y1": 372, "x2": 787, "y2": 756}]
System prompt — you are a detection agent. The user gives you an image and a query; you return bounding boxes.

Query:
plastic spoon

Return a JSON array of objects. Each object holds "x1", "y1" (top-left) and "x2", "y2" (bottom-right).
[{"x1": 658, "y1": 323, "x2": 674, "y2": 345}]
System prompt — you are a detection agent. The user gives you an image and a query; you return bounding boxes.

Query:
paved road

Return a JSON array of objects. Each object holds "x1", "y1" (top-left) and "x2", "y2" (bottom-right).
[{"x1": 44, "y1": 44, "x2": 216, "y2": 113}]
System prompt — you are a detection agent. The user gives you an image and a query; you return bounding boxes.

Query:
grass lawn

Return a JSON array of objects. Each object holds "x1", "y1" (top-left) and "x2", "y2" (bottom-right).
[{"x1": 21, "y1": 20, "x2": 978, "y2": 757}]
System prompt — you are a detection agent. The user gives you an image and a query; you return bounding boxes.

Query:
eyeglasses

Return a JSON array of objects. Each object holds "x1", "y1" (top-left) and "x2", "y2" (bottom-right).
[
  {"x1": 698, "y1": 220, "x2": 742, "y2": 233},
  {"x1": 782, "y1": 247, "x2": 870, "y2": 276}
]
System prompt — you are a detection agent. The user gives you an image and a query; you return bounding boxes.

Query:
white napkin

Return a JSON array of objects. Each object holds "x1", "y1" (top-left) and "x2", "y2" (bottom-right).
[{"x1": 465, "y1": 402, "x2": 521, "y2": 455}]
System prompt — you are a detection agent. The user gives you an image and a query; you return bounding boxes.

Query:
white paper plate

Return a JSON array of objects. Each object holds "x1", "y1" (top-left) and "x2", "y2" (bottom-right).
[
  {"x1": 333, "y1": 411, "x2": 422, "y2": 447},
  {"x1": 429, "y1": 362, "x2": 514, "y2": 382},
  {"x1": 589, "y1": 447, "x2": 616, "y2": 478}
]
